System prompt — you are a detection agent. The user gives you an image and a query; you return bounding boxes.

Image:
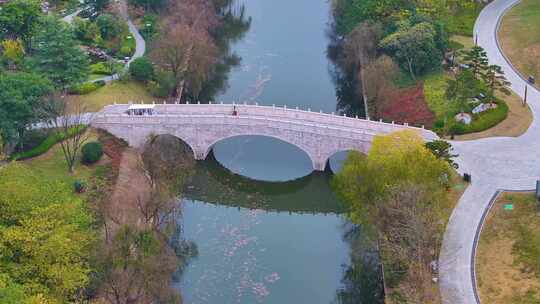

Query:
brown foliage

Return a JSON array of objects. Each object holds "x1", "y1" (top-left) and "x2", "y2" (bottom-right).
[
  {"x1": 377, "y1": 184, "x2": 442, "y2": 303},
  {"x1": 363, "y1": 55, "x2": 399, "y2": 118},
  {"x1": 150, "y1": 0, "x2": 220, "y2": 102},
  {"x1": 150, "y1": 23, "x2": 218, "y2": 101}
]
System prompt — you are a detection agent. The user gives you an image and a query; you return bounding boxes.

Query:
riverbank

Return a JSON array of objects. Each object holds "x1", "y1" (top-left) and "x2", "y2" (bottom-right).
[{"x1": 476, "y1": 192, "x2": 540, "y2": 303}]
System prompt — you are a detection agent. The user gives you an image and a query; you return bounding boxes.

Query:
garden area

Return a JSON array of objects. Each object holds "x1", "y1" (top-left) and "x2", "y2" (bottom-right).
[
  {"x1": 476, "y1": 192, "x2": 540, "y2": 304},
  {"x1": 330, "y1": 0, "x2": 532, "y2": 139},
  {"x1": 499, "y1": 0, "x2": 540, "y2": 90}
]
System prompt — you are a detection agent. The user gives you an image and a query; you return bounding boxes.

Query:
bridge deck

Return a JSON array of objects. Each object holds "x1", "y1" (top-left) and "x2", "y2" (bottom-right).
[
  {"x1": 93, "y1": 103, "x2": 438, "y2": 171},
  {"x1": 97, "y1": 103, "x2": 438, "y2": 140}
]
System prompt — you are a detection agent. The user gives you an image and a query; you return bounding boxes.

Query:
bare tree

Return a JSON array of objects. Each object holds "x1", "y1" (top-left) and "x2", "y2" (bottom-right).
[
  {"x1": 150, "y1": 0, "x2": 219, "y2": 102},
  {"x1": 376, "y1": 183, "x2": 442, "y2": 302},
  {"x1": 363, "y1": 55, "x2": 399, "y2": 118},
  {"x1": 342, "y1": 22, "x2": 383, "y2": 119},
  {"x1": 40, "y1": 97, "x2": 92, "y2": 173}
]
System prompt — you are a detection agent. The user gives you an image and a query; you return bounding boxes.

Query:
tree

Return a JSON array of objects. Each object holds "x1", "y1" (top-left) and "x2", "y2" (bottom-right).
[
  {"x1": 1, "y1": 39, "x2": 25, "y2": 69},
  {"x1": 72, "y1": 17, "x2": 100, "y2": 43},
  {"x1": 332, "y1": 130, "x2": 451, "y2": 224},
  {"x1": 129, "y1": 57, "x2": 154, "y2": 82},
  {"x1": 129, "y1": 0, "x2": 167, "y2": 11},
  {"x1": 96, "y1": 14, "x2": 123, "y2": 40},
  {"x1": 151, "y1": 23, "x2": 217, "y2": 102},
  {"x1": 425, "y1": 140, "x2": 458, "y2": 168},
  {"x1": 445, "y1": 69, "x2": 479, "y2": 113},
  {"x1": 380, "y1": 22, "x2": 441, "y2": 81},
  {"x1": 39, "y1": 98, "x2": 91, "y2": 173},
  {"x1": 0, "y1": 163, "x2": 96, "y2": 302},
  {"x1": 342, "y1": 22, "x2": 383, "y2": 119},
  {"x1": 29, "y1": 16, "x2": 89, "y2": 90},
  {"x1": 332, "y1": 131, "x2": 452, "y2": 302},
  {"x1": 86, "y1": 0, "x2": 110, "y2": 13},
  {"x1": 0, "y1": 72, "x2": 53, "y2": 150},
  {"x1": 363, "y1": 55, "x2": 399, "y2": 118},
  {"x1": 97, "y1": 226, "x2": 181, "y2": 304},
  {"x1": 461, "y1": 46, "x2": 489, "y2": 79},
  {"x1": 483, "y1": 64, "x2": 510, "y2": 105},
  {"x1": 0, "y1": 0, "x2": 42, "y2": 43},
  {"x1": 0, "y1": 133, "x2": 4, "y2": 160}
]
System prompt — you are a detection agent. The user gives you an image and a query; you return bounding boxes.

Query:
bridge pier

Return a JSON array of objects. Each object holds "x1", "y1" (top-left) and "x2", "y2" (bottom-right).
[{"x1": 313, "y1": 159, "x2": 328, "y2": 172}]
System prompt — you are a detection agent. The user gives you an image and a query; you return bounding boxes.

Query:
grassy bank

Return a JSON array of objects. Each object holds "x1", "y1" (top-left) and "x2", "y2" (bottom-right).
[
  {"x1": 499, "y1": 0, "x2": 540, "y2": 89},
  {"x1": 66, "y1": 81, "x2": 159, "y2": 112},
  {"x1": 476, "y1": 192, "x2": 540, "y2": 303}
]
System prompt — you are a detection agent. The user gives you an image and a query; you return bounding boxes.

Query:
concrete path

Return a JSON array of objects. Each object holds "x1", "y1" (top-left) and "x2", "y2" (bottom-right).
[
  {"x1": 61, "y1": 2, "x2": 146, "y2": 83},
  {"x1": 439, "y1": 0, "x2": 540, "y2": 303},
  {"x1": 61, "y1": 9, "x2": 83, "y2": 24}
]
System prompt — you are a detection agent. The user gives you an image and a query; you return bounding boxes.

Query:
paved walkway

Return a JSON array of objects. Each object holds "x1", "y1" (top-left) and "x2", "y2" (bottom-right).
[
  {"x1": 439, "y1": 0, "x2": 540, "y2": 303},
  {"x1": 61, "y1": 2, "x2": 146, "y2": 83}
]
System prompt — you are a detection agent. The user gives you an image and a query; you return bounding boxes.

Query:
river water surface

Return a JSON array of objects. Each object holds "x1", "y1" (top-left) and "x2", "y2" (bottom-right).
[{"x1": 176, "y1": 0, "x2": 381, "y2": 302}]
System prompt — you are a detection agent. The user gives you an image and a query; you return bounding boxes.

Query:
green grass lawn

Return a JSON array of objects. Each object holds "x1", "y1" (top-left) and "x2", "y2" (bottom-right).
[
  {"x1": 443, "y1": 3, "x2": 485, "y2": 37},
  {"x1": 499, "y1": 0, "x2": 540, "y2": 88},
  {"x1": 22, "y1": 131, "x2": 105, "y2": 185},
  {"x1": 67, "y1": 81, "x2": 161, "y2": 112},
  {"x1": 476, "y1": 192, "x2": 540, "y2": 304}
]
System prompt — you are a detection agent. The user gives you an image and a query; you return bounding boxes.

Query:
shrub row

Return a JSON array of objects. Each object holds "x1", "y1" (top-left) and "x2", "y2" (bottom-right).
[
  {"x1": 69, "y1": 80, "x2": 106, "y2": 95},
  {"x1": 10, "y1": 126, "x2": 87, "y2": 160},
  {"x1": 90, "y1": 62, "x2": 114, "y2": 75},
  {"x1": 449, "y1": 100, "x2": 509, "y2": 135}
]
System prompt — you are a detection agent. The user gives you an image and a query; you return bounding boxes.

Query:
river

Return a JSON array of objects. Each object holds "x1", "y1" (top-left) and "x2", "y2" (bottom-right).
[{"x1": 175, "y1": 0, "x2": 382, "y2": 302}]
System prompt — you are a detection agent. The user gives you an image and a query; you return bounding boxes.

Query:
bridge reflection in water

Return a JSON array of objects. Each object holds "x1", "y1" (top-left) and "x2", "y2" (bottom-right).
[{"x1": 183, "y1": 151, "x2": 348, "y2": 214}]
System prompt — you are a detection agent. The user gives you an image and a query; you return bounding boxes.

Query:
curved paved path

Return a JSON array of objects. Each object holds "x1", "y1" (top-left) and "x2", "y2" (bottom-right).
[
  {"x1": 61, "y1": 2, "x2": 146, "y2": 83},
  {"x1": 439, "y1": 0, "x2": 540, "y2": 303}
]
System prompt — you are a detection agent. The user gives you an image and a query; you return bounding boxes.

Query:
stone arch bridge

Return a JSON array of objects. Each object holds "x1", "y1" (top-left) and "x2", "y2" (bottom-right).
[{"x1": 91, "y1": 103, "x2": 438, "y2": 171}]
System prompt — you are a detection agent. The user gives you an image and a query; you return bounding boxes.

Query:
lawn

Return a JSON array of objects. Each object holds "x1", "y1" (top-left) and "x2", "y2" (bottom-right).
[
  {"x1": 443, "y1": 3, "x2": 485, "y2": 37},
  {"x1": 66, "y1": 81, "x2": 160, "y2": 112},
  {"x1": 499, "y1": 0, "x2": 540, "y2": 89},
  {"x1": 476, "y1": 192, "x2": 540, "y2": 304},
  {"x1": 22, "y1": 129, "x2": 110, "y2": 186},
  {"x1": 422, "y1": 69, "x2": 532, "y2": 138}
]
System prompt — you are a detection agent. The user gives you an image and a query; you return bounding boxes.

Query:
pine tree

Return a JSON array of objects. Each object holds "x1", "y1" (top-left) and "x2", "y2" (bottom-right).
[
  {"x1": 461, "y1": 46, "x2": 489, "y2": 79},
  {"x1": 29, "y1": 16, "x2": 89, "y2": 90},
  {"x1": 483, "y1": 64, "x2": 511, "y2": 105}
]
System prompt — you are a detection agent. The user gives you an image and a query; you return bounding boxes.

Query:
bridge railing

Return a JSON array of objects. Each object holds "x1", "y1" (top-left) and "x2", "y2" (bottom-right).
[{"x1": 97, "y1": 103, "x2": 438, "y2": 140}]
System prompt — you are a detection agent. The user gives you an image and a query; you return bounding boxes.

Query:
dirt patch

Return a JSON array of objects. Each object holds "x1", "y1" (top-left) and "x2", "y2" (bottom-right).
[
  {"x1": 106, "y1": 147, "x2": 151, "y2": 232},
  {"x1": 98, "y1": 129, "x2": 128, "y2": 183}
]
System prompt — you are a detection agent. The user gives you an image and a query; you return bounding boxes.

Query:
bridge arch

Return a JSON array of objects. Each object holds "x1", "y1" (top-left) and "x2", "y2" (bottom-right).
[
  {"x1": 92, "y1": 103, "x2": 439, "y2": 173},
  {"x1": 202, "y1": 133, "x2": 318, "y2": 171}
]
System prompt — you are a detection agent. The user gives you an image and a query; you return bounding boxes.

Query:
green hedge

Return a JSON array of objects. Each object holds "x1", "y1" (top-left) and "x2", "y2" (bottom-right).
[
  {"x1": 90, "y1": 62, "x2": 114, "y2": 75},
  {"x1": 69, "y1": 81, "x2": 106, "y2": 95},
  {"x1": 10, "y1": 126, "x2": 87, "y2": 161},
  {"x1": 450, "y1": 101, "x2": 509, "y2": 135}
]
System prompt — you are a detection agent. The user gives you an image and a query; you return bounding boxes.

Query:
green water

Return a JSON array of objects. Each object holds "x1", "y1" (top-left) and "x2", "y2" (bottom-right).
[{"x1": 175, "y1": 0, "x2": 382, "y2": 302}]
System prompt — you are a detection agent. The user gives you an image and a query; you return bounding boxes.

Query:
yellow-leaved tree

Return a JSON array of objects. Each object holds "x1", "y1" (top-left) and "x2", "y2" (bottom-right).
[
  {"x1": 0, "y1": 39, "x2": 25, "y2": 69},
  {"x1": 332, "y1": 130, "x2": 453, "y2": 302}
]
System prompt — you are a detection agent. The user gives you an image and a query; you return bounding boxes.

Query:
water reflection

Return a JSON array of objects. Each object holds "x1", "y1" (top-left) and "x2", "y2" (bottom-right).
[{"x1": 185, "y1": 151, "x2": 346, "y2": 214}]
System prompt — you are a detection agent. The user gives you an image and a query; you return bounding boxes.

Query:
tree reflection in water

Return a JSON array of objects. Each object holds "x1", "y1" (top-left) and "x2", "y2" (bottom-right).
[{"x1": 333, "y1": 222, "x2": 385, "y2": 304}]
